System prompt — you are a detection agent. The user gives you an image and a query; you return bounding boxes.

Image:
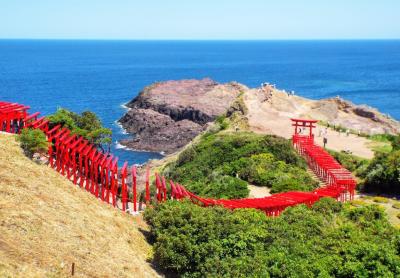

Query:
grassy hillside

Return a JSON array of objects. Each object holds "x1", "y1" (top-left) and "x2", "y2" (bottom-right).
[
  {"x1": 163, "y1": 131, "x2": 318, "y2": 199},
  {"x1": 0, "y1": 133, "x2": 159, "y2": 278}
]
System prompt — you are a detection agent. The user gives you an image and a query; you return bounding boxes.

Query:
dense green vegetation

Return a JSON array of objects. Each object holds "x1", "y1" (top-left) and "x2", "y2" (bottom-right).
[
  {"x1": 360, "y1": 134, "x2": 400, "y2": 195},
  {"x1": 47, "y1": 108, "x2": 112, "y2": 152},
  {"x1": 17, "y1": 128, "x2": 48, "y2": 157},
  {"x1": 361, "y1": 150, "x2": 400, "y2": 195},
  {"x1": 163, "y1": 132, "x2": 318, "y2": 199},
  {"x1": 144, "y1": 199, "x2": 400, "y2": 277}
]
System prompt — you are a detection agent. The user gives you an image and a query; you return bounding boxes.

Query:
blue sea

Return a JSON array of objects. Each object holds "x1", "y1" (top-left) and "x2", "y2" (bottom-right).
[{"x1": 1, "y1": 40, "x2": 399, "y2": 165}]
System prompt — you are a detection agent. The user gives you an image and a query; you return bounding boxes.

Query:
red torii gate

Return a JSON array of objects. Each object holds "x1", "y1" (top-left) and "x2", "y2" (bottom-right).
[
  {"x1": 0, "y1": 103, "x2": 30, "y2": 133},
  {"x1": 291, "y1": 118, "x2": 318, "y2": 141},
  {"x1": 291, "y1": 118, "x2": 357, "y2": 201}
]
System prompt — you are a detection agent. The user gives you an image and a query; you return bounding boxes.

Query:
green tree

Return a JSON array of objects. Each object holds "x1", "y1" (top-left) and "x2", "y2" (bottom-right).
[
  {"x1": 362, "y1": 150, "x2": 400, "y2": 194},
  {"x1": 17, "y1": 128, "x2": 48, "y2": 158},
  {"x1": 47, "y1": 108, "x2": 112, "y2": 152},
  {"x1": 360, "y1": 135, "x2": 400, "y2": 195},
  {"x1": 390, "y1": 134, "x2": 400, "y2": 151}
]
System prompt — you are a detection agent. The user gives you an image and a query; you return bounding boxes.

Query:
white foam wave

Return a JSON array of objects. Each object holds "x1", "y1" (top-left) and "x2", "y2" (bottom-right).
[
  {"x1": 114, "y1": 141, "x2": 165, "y2": 156},
  {"x1": 120, "y1": 103, "x2": 131, "y2": 110},
  {"x1": 114, "y1": 120, "x2": 129, "y2": 135},
  {"x1": 115, "y1": 141, "x2": 132, "y2": 150}
]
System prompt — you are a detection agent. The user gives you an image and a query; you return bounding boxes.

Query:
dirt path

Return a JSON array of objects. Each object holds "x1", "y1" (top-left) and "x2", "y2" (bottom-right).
[
  {"x1": 244, "y1": 88, "x2": 374, "y2": 159},
  {"x1": 248, "y1": 184, "x2": 271, "y2": 198},
  {"x1": 313, "y1": 128, "x2": 374, "y2": 158}
]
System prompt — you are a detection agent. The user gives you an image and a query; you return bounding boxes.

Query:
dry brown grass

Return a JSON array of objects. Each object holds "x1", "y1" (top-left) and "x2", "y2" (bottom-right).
[{"x1": 0, "y1": 134, "x2": 160, "y2": 278}]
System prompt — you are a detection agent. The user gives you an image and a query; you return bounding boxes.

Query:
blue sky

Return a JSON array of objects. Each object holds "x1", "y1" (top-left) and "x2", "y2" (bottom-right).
[{"x1": 1, "y1": 0, "x2": 399, "y2": 40}]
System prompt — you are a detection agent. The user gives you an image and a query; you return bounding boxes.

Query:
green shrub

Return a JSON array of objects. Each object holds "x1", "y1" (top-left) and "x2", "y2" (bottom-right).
[
  {"x1": 47, "y1": 108, "x2": 112, "y2": 152},
  {"x1": 176, "y1": 147, "x2": 196, "y2": 166},
  {"x1": 215, "y1": 115, "x2": 226, "y2": 125},
  {"x1": 219, "y1": 120, "x2": 229, "y2": 130},
  {"x1": 368, "y1": 133, "x2": 396, "y2": 144},
  {"x1": 360, "y1": 195, "x2": 373, "y2": 200},
  {"x1": 185, "y1": 175, "x2": 249, "y2": 199},
  {"x1": 215, "y1": 115, "x2": 229, "y2": 130},
  {"x1": 17, "y1": 128, "x2": 48, "y2": 158},
  {"x1": 360, "y1": 134, "x2": 400, "y2": 195},
  {"x1": 372, "y1": 196, "x2": 390, "y2": 204},
  {"x1": 164, "y1": 132, "x2": 316, "y2": 198},
  {"x1": 390, "y1": 135, "x2": 400, "y2": 151},
  {"x1": 312, "y1": 197, "x2": 343, "y2": 214},
  {"x1": 350, "y1": 199, "x2": 368, "y2": 207},
  {"x1": 144, "y1": 199, "x2": 400, "y2": 277},
  {"x1": 362, "y1": 150, "x2": 400, "y2": 195}
]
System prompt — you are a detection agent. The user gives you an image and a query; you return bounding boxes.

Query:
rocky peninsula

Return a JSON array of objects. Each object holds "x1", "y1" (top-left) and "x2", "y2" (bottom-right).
[
  {"x1": 119, "y1": 78, "x2": 400, "y2": 157},
  {"x1": 119, "y1": 78, "x2": 246, "y2": 154}
]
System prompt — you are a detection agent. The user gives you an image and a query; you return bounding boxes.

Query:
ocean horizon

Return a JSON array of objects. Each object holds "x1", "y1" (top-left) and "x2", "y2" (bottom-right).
[
  {"x1": 2, "y1": 38, "x2": 400, "y2": 41},
  {"x1": 1, "y1": 39, "x2": 399, "y2": 164}
]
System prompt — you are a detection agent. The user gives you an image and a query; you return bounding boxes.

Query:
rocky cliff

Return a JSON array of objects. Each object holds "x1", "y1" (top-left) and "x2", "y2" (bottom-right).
[{"x1": 119, "y1": 78, "x2": 245, "y2": 153}]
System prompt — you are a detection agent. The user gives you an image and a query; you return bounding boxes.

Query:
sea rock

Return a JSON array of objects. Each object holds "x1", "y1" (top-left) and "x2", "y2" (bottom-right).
[
  {"x1": 352, "y1": 106, "x2": 378, "y2": 121},
  {"x1": 119, "y1": 78, "x2": 243, "y2": 154}
]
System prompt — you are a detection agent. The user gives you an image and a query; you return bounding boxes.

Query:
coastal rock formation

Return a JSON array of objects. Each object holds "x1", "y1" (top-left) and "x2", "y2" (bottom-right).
[
  {"x1": 310, "y1": 97, "x2": 400, "y2": 134},
  {"x1": 245, "y1": 86, "x2": 400, "y2": 137},
  {"x1": 119, "y1": 78, "x2": 244, "y2": 153},
  {"x1": 244, "y1": 86, "x2": 400, "y2": 158}
]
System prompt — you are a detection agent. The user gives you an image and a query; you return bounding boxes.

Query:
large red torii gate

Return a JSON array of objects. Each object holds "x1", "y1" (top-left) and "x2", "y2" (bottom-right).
[{"x1": 291, "y1": 118, "x2": 318, "y2": 139}]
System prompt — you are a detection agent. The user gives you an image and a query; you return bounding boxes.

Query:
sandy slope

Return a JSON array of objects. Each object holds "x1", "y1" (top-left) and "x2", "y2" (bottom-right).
[
  {"x1": 0, "y1": 134, "x2": 159, "y2": 278},
  {"x1": 248, "y1": 184, "x2": 271, "y2": 198},
  {"x1": 244, "y1": 88, "x2": 375, "y2": 159}
]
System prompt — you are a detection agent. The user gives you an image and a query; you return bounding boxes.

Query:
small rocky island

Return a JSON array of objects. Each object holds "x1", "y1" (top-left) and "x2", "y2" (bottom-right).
[{"x1": 119, "y1": 78, "x2": 246, "y2": 154}]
